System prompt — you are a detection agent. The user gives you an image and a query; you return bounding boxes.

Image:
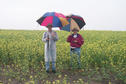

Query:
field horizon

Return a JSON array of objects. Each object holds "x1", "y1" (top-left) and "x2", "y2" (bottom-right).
[{"x1": 0, "y1": 28, "x2": 126, "y2": 32}]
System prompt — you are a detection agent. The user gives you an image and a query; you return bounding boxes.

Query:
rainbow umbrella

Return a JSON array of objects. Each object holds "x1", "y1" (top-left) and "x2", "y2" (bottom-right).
[
  {"x1": 60, "y1": 14, "x2": 86, "y2": 32},
  {"x1": 36, "y1": 12, "x2": 69, "y2": 28}
]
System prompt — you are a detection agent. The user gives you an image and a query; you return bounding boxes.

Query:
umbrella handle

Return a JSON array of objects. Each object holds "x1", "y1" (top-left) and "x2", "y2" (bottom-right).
[
  {"x1": 70, "y1": 31, "x2": 72, "y2": 35},
  {"x1": 47, "y1": 34, "x2": 50, "y2": 49}
]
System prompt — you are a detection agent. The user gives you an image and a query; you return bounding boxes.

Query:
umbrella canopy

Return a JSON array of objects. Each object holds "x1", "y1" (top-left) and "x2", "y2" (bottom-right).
[
  {"x1": 36, "y1": 12, "x2": 69, "y2": 27},
  {"x1": 60, "y1": 14, "x2": 86, "y2": 32}
]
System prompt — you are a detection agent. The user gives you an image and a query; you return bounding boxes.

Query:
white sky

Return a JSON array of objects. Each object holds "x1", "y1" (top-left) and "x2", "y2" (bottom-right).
[{"x1": 0, "y1": 0, "x2": 126, "y2": 31}]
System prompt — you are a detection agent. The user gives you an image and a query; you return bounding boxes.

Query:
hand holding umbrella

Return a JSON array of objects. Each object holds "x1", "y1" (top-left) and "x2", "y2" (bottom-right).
[
  {"x1": 46, "y1": 37, "x2": 50, "y2": 41},
  {"x1": 73, "y1": 40, "x2": 78, "y2": 43}
]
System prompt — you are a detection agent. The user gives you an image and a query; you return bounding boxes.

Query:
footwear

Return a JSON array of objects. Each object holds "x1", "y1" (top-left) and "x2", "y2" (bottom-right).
[
  {"x1": 52, "y1": 61, "x2": 56, "y2": 71},
  {"x1": 77, "y1": 67, "x2": 81, "y2": 69},
  {"x1": 52, "y1": 70, "x2": 56, "y2": 73},
  {"x1": 46, "y1": 70, "x2": 49, "y2": 73},
  {"x1": 45, "y1": 62, "x2": 50, "y2": 72}
]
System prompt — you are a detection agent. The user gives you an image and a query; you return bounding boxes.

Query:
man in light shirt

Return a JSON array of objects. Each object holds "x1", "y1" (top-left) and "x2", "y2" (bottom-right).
[{"x1": 42, "y1": 23, "x2": 58, "y2": 73}]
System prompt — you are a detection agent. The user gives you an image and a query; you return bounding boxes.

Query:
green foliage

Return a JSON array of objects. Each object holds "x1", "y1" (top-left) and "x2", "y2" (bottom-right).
[{"x1": 0, "y1": 30, "x2": 126, "y2": 83}]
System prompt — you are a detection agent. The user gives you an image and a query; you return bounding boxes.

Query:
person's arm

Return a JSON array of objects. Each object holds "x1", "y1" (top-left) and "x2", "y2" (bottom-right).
[
  {"x1": 81, "y1": 37, "x2": 84, "y2": 45},
  {"x1": 80, "y1": 35, "x2": 84, "y2": 45},
  {"x1": 77, "y1": 35, "x2": 84, "y2": 45},
  {"x1": 67, "y1": 35, "x2": 72, "y2": 43},
  {"x1": 42, "y1": 32, "x2": 48, "y2": 42},
  {"x1": 52, "y1": 31, "x2": 58, "y2": 41}
]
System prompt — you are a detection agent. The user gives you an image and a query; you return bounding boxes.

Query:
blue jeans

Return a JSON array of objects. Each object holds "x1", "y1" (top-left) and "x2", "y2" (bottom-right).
[
  {"x1": 45, "y1": 61, "x2": 56, "y2": 71},
  {"x1": 70, "y1": 48, "x2": 81, "y2": 68}
]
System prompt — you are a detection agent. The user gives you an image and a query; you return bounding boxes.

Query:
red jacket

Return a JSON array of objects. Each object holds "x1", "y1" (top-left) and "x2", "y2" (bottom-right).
[{"x1": 67, "y1": 34, "x2": 84, "y2": 48}]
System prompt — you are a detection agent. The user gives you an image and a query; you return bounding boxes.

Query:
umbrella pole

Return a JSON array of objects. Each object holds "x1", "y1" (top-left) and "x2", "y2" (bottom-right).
[
  {"x1": 47, "y1": 34, "x2": 50, "y2": 61},
  {"x1": 47, "y1": 34, "x2": 50, "y2": 50},
  {"x1": 70, "y1": 30, "x2": 72, "y2": 35}
]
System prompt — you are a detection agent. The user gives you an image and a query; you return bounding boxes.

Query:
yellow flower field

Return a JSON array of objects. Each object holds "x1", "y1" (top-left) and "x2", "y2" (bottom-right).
[{"x1": 0, "y1": 30, "x2": 126, "y2": 84}]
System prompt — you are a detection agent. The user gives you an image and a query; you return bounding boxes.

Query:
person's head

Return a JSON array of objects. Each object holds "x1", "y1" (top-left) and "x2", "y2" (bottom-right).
[
  {"x1": 72, "y1": 28, "x2": 79, "y2": 34},
  {"x1": 46, "y1": 23, "x2": 52, "y2": 31}
]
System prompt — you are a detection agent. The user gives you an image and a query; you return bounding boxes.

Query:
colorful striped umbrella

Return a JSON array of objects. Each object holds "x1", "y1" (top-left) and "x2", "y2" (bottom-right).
[
  {"x1": 36, "y1": 12, "x2": 69, "y2": 28},
  {"x1": 60, "y1": 14, "x2": 86, "y2": 32}
]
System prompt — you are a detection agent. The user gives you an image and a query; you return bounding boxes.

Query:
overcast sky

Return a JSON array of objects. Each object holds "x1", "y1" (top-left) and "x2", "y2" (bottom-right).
[{"x1": 0, "y1": 0, "x2": 126, "y2": 31}]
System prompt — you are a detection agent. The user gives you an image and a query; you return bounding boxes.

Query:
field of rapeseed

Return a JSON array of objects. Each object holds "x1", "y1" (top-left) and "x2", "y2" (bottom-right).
[{"x1": 0, "y1": 30, "x2": 126, "y2": 84}]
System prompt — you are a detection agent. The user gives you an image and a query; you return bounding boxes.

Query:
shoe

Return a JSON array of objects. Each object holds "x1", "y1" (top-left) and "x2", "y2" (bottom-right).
[
  {"x1": 46, "y1": 70, "x2": 49, "y2": 73},
  {"x1": 52, "y1": 70, "x2": 56, "y2": 73}
]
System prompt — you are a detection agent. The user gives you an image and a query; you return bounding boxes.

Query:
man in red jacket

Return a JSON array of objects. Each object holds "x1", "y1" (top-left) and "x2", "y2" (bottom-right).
[{"x1": 67, "y1": 28, "x2": 84, "y2": 69}]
